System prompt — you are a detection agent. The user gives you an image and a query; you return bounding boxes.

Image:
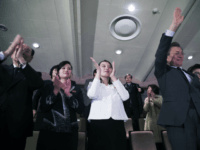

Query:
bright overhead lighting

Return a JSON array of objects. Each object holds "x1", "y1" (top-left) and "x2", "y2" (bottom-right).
[
  {"x1": 188, "y1": 56, "x2": 193, "y2": 60},
  {"x1": 33, "y1": 43, "x2": 40, "y2": 48},
  {"x1": 128, "y1": 5, "x2": 135, "y2": 12},
  {"x1": 116, "y1": 50, "x2": 122, "y2": 55}
]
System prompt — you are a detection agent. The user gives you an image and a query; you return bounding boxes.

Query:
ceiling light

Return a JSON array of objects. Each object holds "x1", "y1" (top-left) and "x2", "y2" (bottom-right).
[
  {"x1": 128, "y1": 5, "x2": 135, "y2": 12},
  {"x1": 116, "y1": 50, "x2": 122, "y2": 55},
  {"x1": 188, "y1": 56, "x2": 193, "y2": 60},
  {"x1": 33, "y1": 43, "x2": 40, "y2": 48},
  {"x1": 152, "y1": 8, "x2": 158, "y2": 14},
  {"x1": 0, "y1": 24, "x2": 8, "y2": 31}
]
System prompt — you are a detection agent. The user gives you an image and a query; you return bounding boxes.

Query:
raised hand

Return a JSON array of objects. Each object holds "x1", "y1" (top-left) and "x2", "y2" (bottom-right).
[
  {"x1": 63, "y1": 79, "x2": 71, "y2": 96},
  {"x1": 138, "y1": 87, "x2": 142, "y2": 92},
  {"x1": 4, "y1": 35, "x2": 23, "y2": 58},
  {"x1": 53, "y1": 75, "x2": 63, "y2": 95},
  {"x1": 110, "y1": 61, "x2": 117, "y2": 82},
  {"x1": 90, "y1": 57, "x2": 101, "y2": 79},
  {"x1": 90, "y1": 57, "x2": 100, "y2": 72},
  {"x1": 110, "y1": 61, "x2": 115, "y2": 77},
  {"x1": 169, "y1": 7, "x2": 184, "y2": 32}
]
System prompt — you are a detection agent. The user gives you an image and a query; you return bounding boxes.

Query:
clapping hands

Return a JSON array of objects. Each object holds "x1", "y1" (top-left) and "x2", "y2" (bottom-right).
[{"x1": 53, "y1": 75, "x2": 71, "y2": 96}]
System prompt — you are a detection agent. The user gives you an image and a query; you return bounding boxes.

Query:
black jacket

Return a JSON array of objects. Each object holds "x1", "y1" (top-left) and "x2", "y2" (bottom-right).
[
  {"x1": 155, "y1": 34, "x2": 200, "y2": 126},
  {"x1": 39, "y1": 80, "x2": 85, "y2": 133},
  {"x1": 123, "y1": 82, "x2": 144, "y2": 119},
  {"x1": 0, "y1": 64, "x2": 43, "y2": 137}
]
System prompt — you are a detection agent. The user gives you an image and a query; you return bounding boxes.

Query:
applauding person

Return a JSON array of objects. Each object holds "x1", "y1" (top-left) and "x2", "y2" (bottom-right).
[
  {"x1": 87, "y1": 58, "x2": 129, "y2": 150},
  {"x1": 155, "y1": 7, "x2": 200, "y2": 150},
  {"x1": 36, "y1": 61, "x2": 85, "y2": 150},
  {"x1": 0, "y1": 35, "x2": 43, "y2": 150},
  {"x1": 143, "y1": 85, "x2": 165, "y2": 150}
]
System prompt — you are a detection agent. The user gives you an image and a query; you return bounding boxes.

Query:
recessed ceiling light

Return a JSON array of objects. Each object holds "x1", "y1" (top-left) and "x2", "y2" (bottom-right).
[
  {"x1": 0, "y1": 24, "x2": 8, "y2": 31},
  {"x1": 188, "y1": 56, "x2": 193, "y2": 60},
  {"x1": 33, "y1": 43, "x2": 40, "y2": 48},
  {"x1": 128, "y1": 5, "x2": 135, "y2": 12},
  {"x1": 116, "y1": 50, "x2": 122, "y2": 55}
]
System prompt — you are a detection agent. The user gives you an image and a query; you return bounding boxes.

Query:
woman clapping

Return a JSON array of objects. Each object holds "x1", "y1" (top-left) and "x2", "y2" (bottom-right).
[
  {"x1": 36, "y1": 61, "x2": 85, "y2": 150},
  {"x1": 87, "y1": 58, "x2": 129, "y2": 150}
]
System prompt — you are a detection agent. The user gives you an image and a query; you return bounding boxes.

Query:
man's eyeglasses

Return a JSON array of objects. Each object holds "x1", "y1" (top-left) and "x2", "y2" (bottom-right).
[
  {"x1": 194, "y1": 72, "x2": 200, "y2": 76},
  {"x1": 171, "y1": 52, "x2": 184, "y2": 56}
]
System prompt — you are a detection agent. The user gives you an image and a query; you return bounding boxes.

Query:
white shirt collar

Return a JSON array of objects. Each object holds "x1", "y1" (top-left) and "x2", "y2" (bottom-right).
[
  {"x1": 171, "y1": 66, "x2": 182, "y2": 69},
  {"x1": 13, "y1": 64, "x2": 19, "y2": 68}
]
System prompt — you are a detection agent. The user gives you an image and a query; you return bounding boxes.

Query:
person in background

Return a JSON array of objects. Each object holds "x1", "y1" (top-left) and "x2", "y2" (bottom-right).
[
  {"x1": 32, "y1": 65, "x2": 58, "y2": 130},
  {"x1": 36, "y1": 61, "x2": 85, "y2": 150},
  {"x1": 0, "y1": 35, "x2": 43, "y2": 149},
  {"x1": 154, "y1": 7, "x2": 200, "y2": 150},
  {"x1": 87, "y1": 58, "x2": 129, "y2": 150},
  {"x1": 124, "y1": 74, "x2": 144, "y2": 131},
  {"x1": 143, "y1": 84, "x2": 165, "y2": 150},
  {"x1": 83, "y1": 69, "x2": 97, "y2": 118},
  {"x1": 83, "y1": 69, "x2": 96, "y2": 143},
  {"x1": 187, "y1": 64, "x2": 200, "y2": 79}
]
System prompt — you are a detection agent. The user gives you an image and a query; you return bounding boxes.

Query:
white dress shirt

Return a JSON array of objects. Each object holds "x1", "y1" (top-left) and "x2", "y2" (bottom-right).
[
  {"x1": 87, "y1": 78, "x2": 129, "y2": 121},
  {"x1": 0, "y1": 51, "x2": 5, "y2": 60},
  {"x1": 165, "y1": 30, "x2": 193, "y2": 84}
]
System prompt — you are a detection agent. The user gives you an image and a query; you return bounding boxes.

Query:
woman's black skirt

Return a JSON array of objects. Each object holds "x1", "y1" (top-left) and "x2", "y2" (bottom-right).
[
  {"x1": 36, "y1": 128, "x2": 78, "y2": 150},
  {"x1": 88, "y1": 118, "x2": 127, "y2": 150}
]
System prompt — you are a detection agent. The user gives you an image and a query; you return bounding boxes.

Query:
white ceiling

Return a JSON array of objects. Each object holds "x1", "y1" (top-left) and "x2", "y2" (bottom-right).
[{"x1": 0, "y1": 0, "x2": 200, "y2": 83}]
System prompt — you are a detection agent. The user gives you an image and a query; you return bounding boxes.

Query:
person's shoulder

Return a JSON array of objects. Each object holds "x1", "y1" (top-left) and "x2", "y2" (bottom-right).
[{"x1": 85, "y1": 78, "x2": 93, "y2": 83}]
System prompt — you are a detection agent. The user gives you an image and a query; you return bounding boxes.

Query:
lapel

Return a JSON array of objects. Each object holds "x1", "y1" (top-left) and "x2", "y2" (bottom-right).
[{"x1": 7, "y1": 64, "x2": 25, "y2": 91}]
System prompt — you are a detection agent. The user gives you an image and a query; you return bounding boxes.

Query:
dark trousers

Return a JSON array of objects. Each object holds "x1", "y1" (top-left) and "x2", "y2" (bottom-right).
[
  {"x1": 88, "y1": 118, "x2": 127, "y2": 150},
  {"x1": 36, "y1": 129, "x2": 78, "y2": 150},
  {"x1": 166, "y1": 108, "x2": 200, "y2": 150},
  {"x1": 126, "y1": 107, "x2": 140, "y2": 131},
  {"x1": 0, "y1": 124, "x2": 27, "y2": 150}
]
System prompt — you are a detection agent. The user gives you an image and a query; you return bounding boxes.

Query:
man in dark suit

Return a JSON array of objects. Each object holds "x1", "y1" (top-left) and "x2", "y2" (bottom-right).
[
  {"x1": 123, "y1": 74, "x2": 144, "y2": 131},
  {"x1": 83, "y1": 69, "x2": 96, "y2": 118},
  {"x1": 155, "y1": 8, "x2": 200, "y2": 150},
  {"x1": 0, "y1": 35, "x2": 43, "y2": 149}
]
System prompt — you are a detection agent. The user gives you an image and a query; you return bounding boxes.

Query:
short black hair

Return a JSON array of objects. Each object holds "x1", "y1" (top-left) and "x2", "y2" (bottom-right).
[
  {"x1": 31, "y1": 49, "x2": 35, "y2": 56},
  {"x1": 49, "y1": 65, "x2": 58, "y2": 79},
  {"x1": 187, "y1": 64, "x2": 200, "y2": 73},
  {"x1": 98, "y1": 60, "x2": 112, "y2": 85},
  {"x1": 93, "y1": 69, "x2": 97, "y2": 77},
  {"x1": 58, "y1": 61, "x2": 73, "y2": 72},
  {"x1": 147, "y1": 84, "x2": 159, "y2": 95},
  {"x1": 167, "y1": 42, "x2": 183, "y2": 55},
  {"x1": 124, "y1": 74, "x2": 132, "y2": 79}
]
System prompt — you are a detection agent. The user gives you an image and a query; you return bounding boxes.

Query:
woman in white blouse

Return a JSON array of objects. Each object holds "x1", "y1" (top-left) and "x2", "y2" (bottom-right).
[{"x1": 87, "y1": 58, "x2": 129, "y2": 150}]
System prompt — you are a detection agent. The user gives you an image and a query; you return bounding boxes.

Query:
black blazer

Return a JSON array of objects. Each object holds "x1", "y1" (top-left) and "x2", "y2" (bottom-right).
[
  {"x1": 39, "y1": 80, "x2": 85, "y2": 132},
  {"x1": 123, "y1": 82, "x2": 144, "y2": 119},
  {"x1": 155, "y1": 34, "x2": 200, "y2": 127},
  {"x1": 32, "y1": 80, "x2": 52, "y2": 130},
  {"x1": 0, "y1": 64, "x2": 43, "y2": 137},
  {"x1": 83, "y1": 78, "x2": 93, "y2": 119}
]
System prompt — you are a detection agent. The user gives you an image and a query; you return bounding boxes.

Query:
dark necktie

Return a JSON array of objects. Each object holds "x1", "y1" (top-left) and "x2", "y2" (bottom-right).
[
  {"x1": 14, "y1": 67, "x2": 20, "y2": 76},
  {"x1": 177, "y1": 67, "x2": 195, "y2": 108},
  {"x1": 177, "y1": 67, "x2": 190, "y2": 85}
]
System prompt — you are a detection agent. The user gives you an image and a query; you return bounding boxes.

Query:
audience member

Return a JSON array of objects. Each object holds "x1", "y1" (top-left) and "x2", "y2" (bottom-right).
[
  {"x1": 0, "y1": 35, "x2": 43, "y2": 149},
  {"x1": 155, "y1": 7, "x2": 200, "y2": 150},
  {"x1": 143, "y1": 84, "x2": 165, "y2": 150},
  {"x1": 87, "y1": 58, "x2": 129, "y2": 150},
  {"x1": 187, "y1": 64, "x2": 200, "y2": 79},
  {"x1": 123, "y1": 74, "x2": 144, "y2": 131},
  {"x1": 36, "y1": 61, "x2": 85, "y2": 150},
  {"x1": 32, "y1": 65, "x2": 58, "y2": 130}
]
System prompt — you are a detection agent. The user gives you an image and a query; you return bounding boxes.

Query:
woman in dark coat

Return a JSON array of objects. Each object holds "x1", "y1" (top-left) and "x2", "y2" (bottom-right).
[{"x1": 36, "y1": 61, "x2": 85, "y2": 150}]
